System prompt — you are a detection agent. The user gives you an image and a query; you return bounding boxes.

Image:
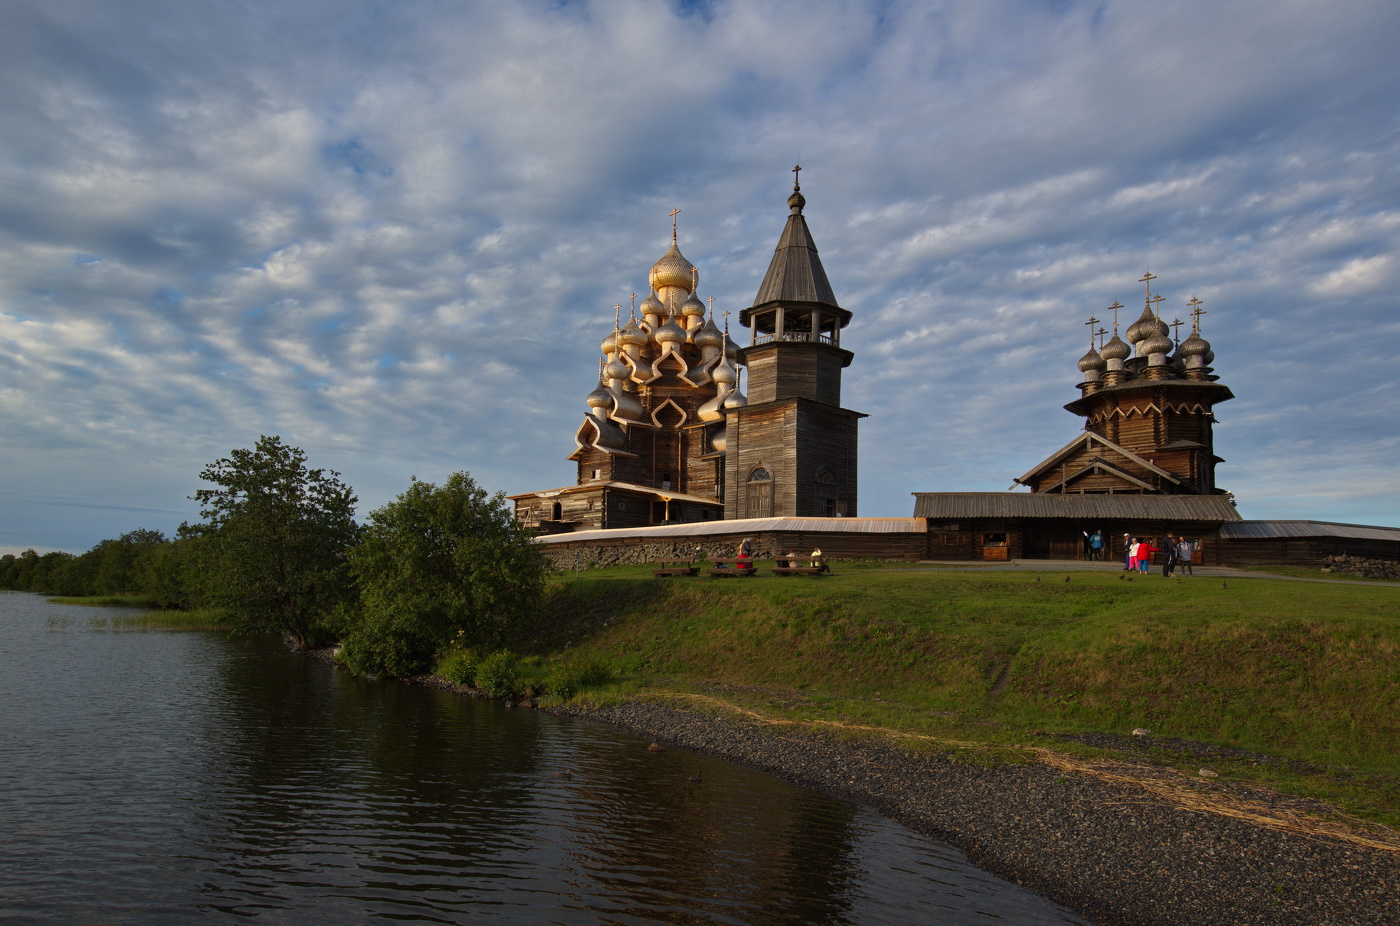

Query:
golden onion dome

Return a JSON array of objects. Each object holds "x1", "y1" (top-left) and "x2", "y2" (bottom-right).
[
  {"x1": 681, "y1": 291, "x2": 705, "y2": 318},
  {"x1": 604, "y1": 358, "x2": 630, "y2": 381},
  {"x1": 694, "y1": 318, "x2": 724, "y2": 350},
  {"x1": 655, "y1": 313, "x2": 686, "y2": 344},
  {"x1": 619, "y1": 317, "x2": 648, "y2": 346},
  {"x1": 1078, "y1": 348, "x2": 1106, "y2": 373},
  {"x1": 586, "y1": 382, "x2": 613, "y2": 409},
  {"x1": 713, "y1": 358, "x2": 737, "y2": 385},
  {"x1": 649, "y1": 242, "x2": 696, "y2": 293},
  {"x1": 723, "y1": 385, "x2": 748, "y2": 409},
  {"x1": 600, "y1": 329, "x2": 618, "y2": 356},
  {"x1": 639, "y1": 291, "x2": 665, "y2": 319},
  {"x1": 709, "y1": 426, "x2": 727, "y2": 453}
]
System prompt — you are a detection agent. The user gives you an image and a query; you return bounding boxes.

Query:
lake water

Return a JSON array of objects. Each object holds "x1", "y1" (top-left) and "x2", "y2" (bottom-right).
[{"x1": 0, "y1": 592, "x2": 1092, "y2": 924}]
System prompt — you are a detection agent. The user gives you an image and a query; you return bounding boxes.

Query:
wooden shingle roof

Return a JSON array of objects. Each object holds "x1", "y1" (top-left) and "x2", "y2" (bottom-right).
[{"x1": 911, "y1": 492, "x2": 1243, "y2": 522}]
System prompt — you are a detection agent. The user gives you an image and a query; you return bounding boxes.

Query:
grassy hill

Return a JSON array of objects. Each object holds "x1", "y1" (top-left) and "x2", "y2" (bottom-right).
[{"x1": 526, "y1": 563, "x2": 1400, "y2": 823}]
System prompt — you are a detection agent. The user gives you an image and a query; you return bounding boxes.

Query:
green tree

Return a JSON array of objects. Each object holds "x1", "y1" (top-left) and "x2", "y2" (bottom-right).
[
  {"x1": 185, "y1": 436, "x2": 359, "y2": 648},
  {"x1": 340, "y1": 471, "x2": 547, "y2": 677}
]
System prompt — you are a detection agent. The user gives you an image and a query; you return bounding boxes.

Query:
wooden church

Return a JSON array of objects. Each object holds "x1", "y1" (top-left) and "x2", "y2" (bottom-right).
[
  {"x1": 510, "y1": 173, "x2": 862, "y2": 530},
  {"x1": 914, "y1": 272, "x2": 1243, "y2": 560}
]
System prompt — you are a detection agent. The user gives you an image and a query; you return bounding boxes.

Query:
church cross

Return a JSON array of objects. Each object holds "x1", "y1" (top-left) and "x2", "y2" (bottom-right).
[
  {"x1": 722, "y1": 309, "x2": 730, "y2": 334},
  {"x1": 1188, "y1": 296, "x2": 1206, "y2": 332},
  {"x1": 707, "y1": 296, "x2": 715, "y2": 319},
  {"x1": 614, "y1": 303, "x2": 622, "y2": 331},
  {"x1": 1149, "y1": 292, "x2": 1165, "y2": 319},
  {"x1": 1170, "y1": 317, "x2": 1184, "y2": 347},
  {"x1": 669, "y1": 208, "x2": 681, "y2": 241},
  {"x1": 1085, "y1": 316, "x2": 1100, "y2": 347},
  {"x1": 629, "y1": 293, "x2": 637, "y2": 318},
  {"x1": 1108, "y1": 301, "x2": 1123, "y2": 332},
  {"x1": 1096, "y1": 326, "x2": 1108, "y2": 350},
  {"x1": 1139, "y1": 270, "x2": 1157, "y2": 299},
  {"x1": 792, "y1": 164, "x2": 802, "y2": 189}
]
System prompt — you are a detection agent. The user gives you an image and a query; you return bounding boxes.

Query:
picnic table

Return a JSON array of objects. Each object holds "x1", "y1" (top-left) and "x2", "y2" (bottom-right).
[
  {"x1": 652, "y1": 560, "x2": 699, "y2": 577},
  {"x1": 771, "y1": 557, "x2": 830, "y2": 576}
]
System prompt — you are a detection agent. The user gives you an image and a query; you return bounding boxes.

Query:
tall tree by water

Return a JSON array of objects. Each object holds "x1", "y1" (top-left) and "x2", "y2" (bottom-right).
[
  {"x1": 185, "y1": 436, "x2": 359, "y2": 649},
  {"x1": 340, "y1": 471, "x2": 547, "y2": 677}
]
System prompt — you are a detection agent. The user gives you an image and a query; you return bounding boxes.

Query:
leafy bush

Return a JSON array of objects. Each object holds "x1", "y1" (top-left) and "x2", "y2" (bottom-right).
[
  {"x1": 475, "y1": 650, "x2": 520, "y2": 698},
  {"x1": 436, "y1": 647, "x2": 479, "y2": 686},
  {"x1": 344, "y1": 472, "x2": 548, "y2": 673},
  {"x1": 548, "y1": 658, "x2": 614, "y2": 700}
]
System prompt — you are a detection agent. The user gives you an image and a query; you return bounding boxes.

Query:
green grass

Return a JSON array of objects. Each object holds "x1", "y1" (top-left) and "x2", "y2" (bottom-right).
[
  {"x1": 85, "y1": 608, "x2": 233, "y2": 631},
  {"x1": 49, "y1": 594, "x2": 164, "y2": 608},
  {"x1": 522, "y1": 564, "x2": 1400, "y2": 824}
]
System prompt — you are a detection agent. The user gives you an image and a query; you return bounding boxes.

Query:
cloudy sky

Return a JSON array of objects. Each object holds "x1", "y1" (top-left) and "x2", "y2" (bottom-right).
[{"x1": 3, "y1": 0, "x2": 1398, "y2": 555}]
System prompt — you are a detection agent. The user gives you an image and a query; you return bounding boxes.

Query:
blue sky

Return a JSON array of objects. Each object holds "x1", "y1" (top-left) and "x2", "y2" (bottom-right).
[{"x1": 2, "y1": 0, "x2": 1398, "y2": 555}]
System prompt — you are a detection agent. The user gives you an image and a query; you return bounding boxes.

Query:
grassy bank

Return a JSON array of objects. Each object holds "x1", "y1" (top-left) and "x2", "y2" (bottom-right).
[
  {"x1": 521, "y1": 564, "x2": 1400, "y2": 823},
  {"x1": 49, "y1": 595, "x2": 233, "y2": 631}
]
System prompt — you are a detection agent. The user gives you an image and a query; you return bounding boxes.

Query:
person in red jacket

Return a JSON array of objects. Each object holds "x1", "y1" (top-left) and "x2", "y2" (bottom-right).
[{"x1": 1136, "y1": 540, "x2": 1158, "y2": 573}]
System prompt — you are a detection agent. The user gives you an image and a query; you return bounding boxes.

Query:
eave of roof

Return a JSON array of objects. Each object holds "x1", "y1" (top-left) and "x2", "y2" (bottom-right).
[
  {"x1": 911, "y1": 492, "x2": 1243, "y2": 522},
  {"x1": 533, "y1": 516, "x2": 927, "y2": 544},
  {"x1": 1218, "y1": 520, "x2": 1400, "y2": 542},
  {"x1": 507, "y1": 481, "x2": 721, "y2": 507}
]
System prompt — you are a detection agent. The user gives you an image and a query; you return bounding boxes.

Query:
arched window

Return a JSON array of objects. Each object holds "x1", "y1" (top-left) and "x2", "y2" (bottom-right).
[
  {"x1": 551, "y1": 501, "x2": 563, "y2": 521},
  {"x1": 746, "y1": 466, "x2": 773, "y2": 519}
]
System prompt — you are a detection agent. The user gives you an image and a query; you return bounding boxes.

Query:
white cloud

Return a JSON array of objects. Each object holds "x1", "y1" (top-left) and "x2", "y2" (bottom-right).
[{"x1": 1, "y1": 0, "x2": 1399, "y2": 550}]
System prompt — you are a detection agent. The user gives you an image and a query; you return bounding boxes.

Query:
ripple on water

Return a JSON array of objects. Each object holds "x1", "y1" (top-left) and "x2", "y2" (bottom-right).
[{"x1": 0, "y1": 593, "x2": 1092, "y2": 925}]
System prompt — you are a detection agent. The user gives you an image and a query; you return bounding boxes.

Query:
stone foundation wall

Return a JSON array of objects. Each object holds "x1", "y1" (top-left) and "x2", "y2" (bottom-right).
[
  {"x1": 539, "y1": 529, "x2": 926, "y2": 571},
  {"x1": 1320, "y1": 555, "x2": 1400, "y2": 580}
]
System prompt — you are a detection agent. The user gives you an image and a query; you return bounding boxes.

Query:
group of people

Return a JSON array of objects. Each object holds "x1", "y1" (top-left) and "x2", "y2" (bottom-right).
[
  {"x1": 1121, "y1": 532, "x2": 1195, "y2": 577},
  {"x1": 716, "y1": 540, "x2": 828, "y2": 573}
]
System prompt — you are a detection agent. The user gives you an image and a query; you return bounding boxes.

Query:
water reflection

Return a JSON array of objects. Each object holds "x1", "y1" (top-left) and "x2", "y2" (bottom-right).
[{"x1": 0, "y1": 593, "x2": 1091, "y2": 925}]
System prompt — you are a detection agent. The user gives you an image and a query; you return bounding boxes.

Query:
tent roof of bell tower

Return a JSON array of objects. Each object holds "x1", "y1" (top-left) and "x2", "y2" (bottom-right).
[{"x1": 750, "y1": 178, "x2": 839, "y2": 309}]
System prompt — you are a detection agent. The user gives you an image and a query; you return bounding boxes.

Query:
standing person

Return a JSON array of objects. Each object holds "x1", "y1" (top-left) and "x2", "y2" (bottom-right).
[
  {"x1": 1122, "y1": 533, "x2": 1133, "y2": 570},
  {"x1": 1089, "y1": 530, "x2": 1104, "y2": 561},
  {"x1": 1160, "y1": 531, "x2": 1177, "y2": 577},
  {"x1": 1177, "y1": 538, "x2": 1195, "y2": 577},
  {"x1": 1127, "y1": 538, "x2": 1140, "y2": 572},
  {"x1": 1137, "y1": 538, "x2": 1158, "y2": 574}
]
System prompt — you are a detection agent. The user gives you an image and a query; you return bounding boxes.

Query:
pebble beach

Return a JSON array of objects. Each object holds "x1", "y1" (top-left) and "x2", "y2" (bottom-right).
[{"x1": 554, "y1": 698, "x2": 1400, "y2": 926}]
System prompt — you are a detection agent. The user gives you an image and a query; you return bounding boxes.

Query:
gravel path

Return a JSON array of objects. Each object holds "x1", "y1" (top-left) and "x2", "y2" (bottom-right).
[{"x1": 553, "y1": 698, "x2": 1399, "y2": 926}]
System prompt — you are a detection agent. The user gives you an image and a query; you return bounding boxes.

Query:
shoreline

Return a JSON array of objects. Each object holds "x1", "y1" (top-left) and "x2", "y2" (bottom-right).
[
  {"x1": 547, "y1": 697, "x2": 1398, "y2": 926},
  {"x1": 327, "y1": 653, "x2": 1400, "y2": 926}
]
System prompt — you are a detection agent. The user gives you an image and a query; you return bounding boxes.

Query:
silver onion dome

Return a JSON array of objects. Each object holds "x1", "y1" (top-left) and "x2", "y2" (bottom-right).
[
  {"x1": 1126, "y1": 305, "x2": 1168, "y2": 348},
  {"x1": 1178, "y1": 330, "x2": 1211, "y2": 358},
  {"x1": 1142, "y1": 330, "x2": 1174, "y2": 357},
  {"x1": 1100, "y1": 334, "x2": 1131, "y2": 362}
]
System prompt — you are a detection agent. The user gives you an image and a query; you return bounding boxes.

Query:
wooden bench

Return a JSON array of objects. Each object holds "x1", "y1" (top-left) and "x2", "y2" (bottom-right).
[
  {"x1": 772, "y1": 557, "x2": 830, "y2": 576},
  {"x1": 708, "y1": 558, "x2": 757, "y2": 578},
  {"x1": 652, "y1": 560, "x2": 699, "y2": 577}
]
